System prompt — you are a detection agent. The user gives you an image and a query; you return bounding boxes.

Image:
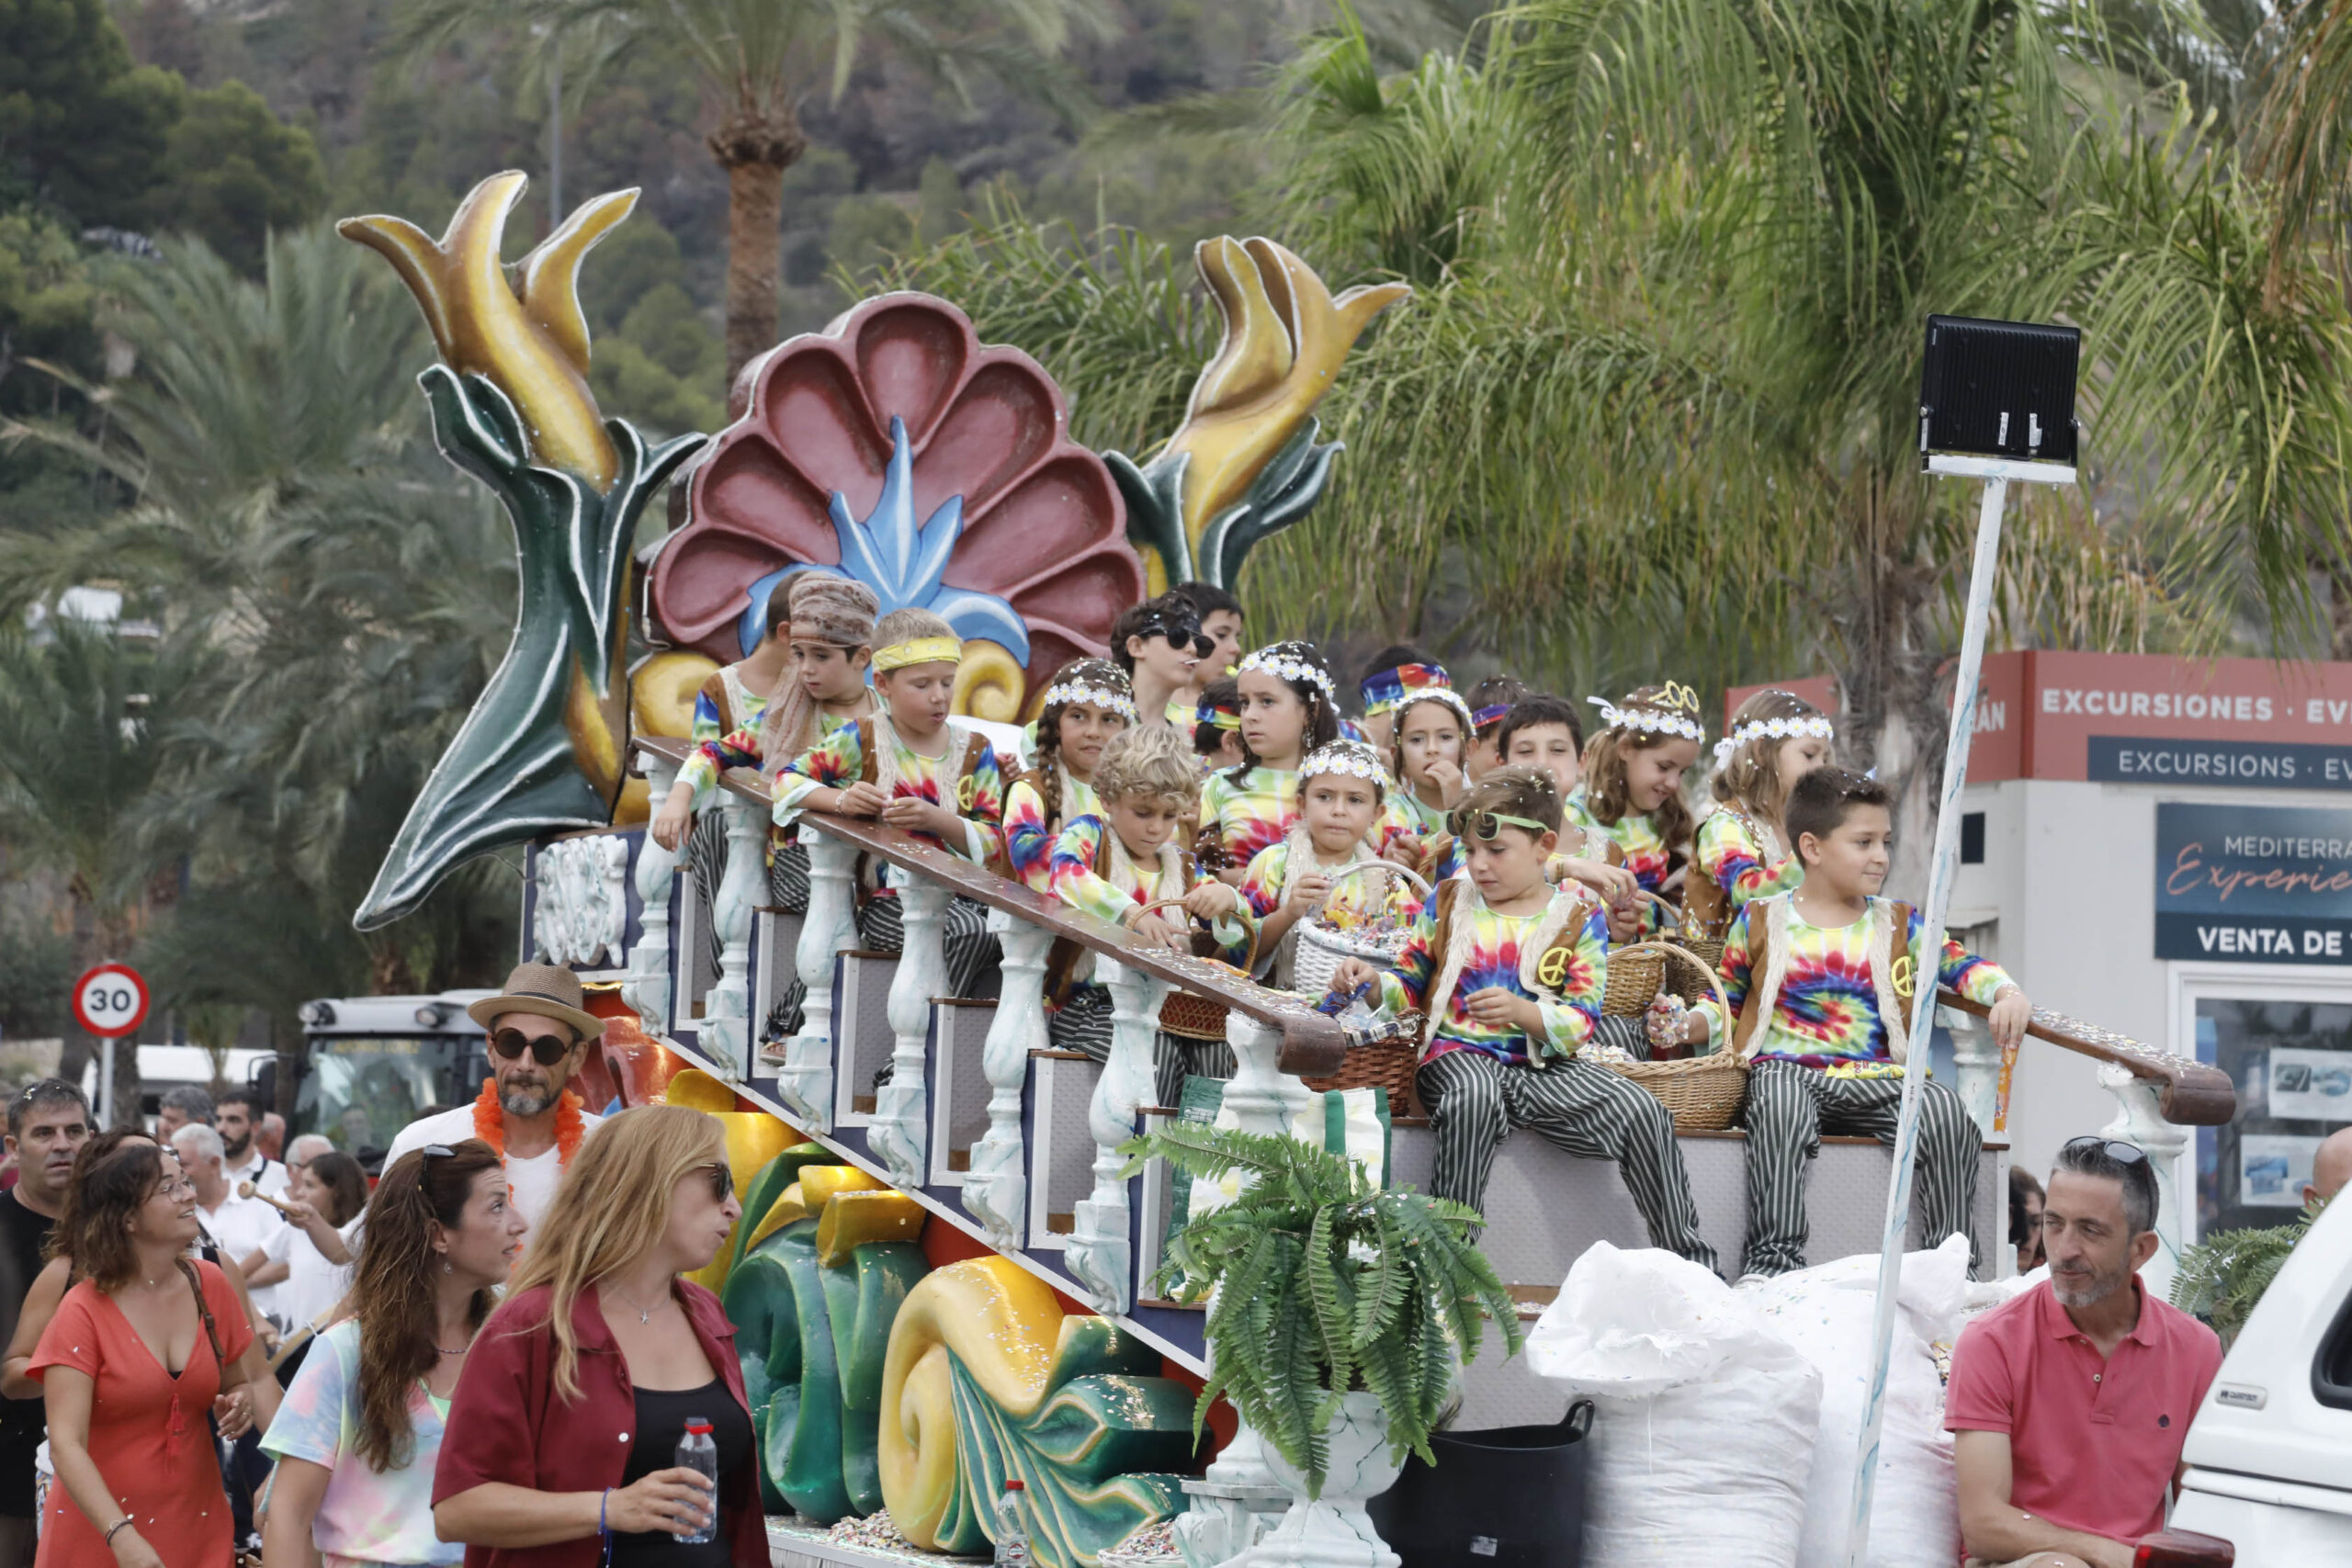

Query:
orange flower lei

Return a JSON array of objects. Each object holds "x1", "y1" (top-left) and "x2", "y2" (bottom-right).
[{"x1": 472, "y1": 1077, "x2": 587, "y2": 1167}]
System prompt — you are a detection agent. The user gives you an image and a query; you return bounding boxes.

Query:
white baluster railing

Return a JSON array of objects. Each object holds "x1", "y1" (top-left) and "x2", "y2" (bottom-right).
[
  {"x1": 965, "y1": 909, "x2": 1049, "y2": 1247},
  {"x1": 1066, "y1": 955, "x2": 1170, "y2": 1312},
  {"x1": 698, "y1": 792, "x2": 765, "y2": 1081},
  {"x1": 1944, "y1": 1004, "x2": 2000, "y2": 1139},
  {"x1": 870, "y1": 876, "x2": 950, "y2": 1187},
  {"x1": 2099, "y1": 1064, "x2": 2191, "y2": 1298},
  {"x1": 772, "y1": 829, "x2": 858, "y2": 1128},
  {"x1": 622, "y1": 752, "x2": 683, "y2": 1028}
]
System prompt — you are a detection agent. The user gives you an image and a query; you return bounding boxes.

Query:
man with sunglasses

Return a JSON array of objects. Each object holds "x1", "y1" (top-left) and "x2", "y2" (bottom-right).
[
  {"x1": 1945, "y1": 1137, "x2": 2222, "y2": 1568},
  {"x1": 381, "y1": 963, "x2": 607, "y2": 1234}
]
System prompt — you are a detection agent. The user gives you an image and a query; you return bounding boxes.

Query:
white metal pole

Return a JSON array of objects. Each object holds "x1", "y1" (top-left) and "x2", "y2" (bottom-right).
[
  {"x1": 1844, "y1": 474, "x2": 2009, "y2": 1568},
  {"x1": 98, "y1": 1036, "x2": 116, "y2": 1129}
]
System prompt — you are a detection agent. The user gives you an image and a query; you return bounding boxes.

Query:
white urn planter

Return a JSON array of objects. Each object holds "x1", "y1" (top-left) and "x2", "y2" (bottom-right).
[{"x1": 1239, "y1": 1392, "x2": 1403, "y2": 1568}]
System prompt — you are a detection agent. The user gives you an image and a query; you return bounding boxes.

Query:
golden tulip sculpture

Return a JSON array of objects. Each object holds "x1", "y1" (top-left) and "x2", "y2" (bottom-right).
[
  {"x1": 339, "y1": 172, "x2": 702, "y2": 931},
  {"x1": 1108, "y1": 237, "x2": 1410, "y2": 593}
]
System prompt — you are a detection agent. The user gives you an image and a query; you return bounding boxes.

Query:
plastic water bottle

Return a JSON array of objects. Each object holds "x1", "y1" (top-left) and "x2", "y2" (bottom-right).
[
  {"x1": 991, "y1": 1478, "x2": 1029, "y2": 1566},
  {"x1": 673, "y1": 1417, "x2": 718, "y2": 1544}
]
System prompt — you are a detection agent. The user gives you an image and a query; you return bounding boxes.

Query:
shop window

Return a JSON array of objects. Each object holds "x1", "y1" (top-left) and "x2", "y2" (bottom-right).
[
  {"x1": 2193, "y1": 997, "x2": 2352, "y2": 1236},
  {"x1": 1961, "y1": 812, "x2": 1985, "y2": 864}
]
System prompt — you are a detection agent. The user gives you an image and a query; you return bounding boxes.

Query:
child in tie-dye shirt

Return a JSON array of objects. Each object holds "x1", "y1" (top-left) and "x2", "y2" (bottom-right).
[
  {"x1": 1046, "y1": 727, "x2": 1254, "y2": 1106},
  {"x1": 775, "y1": 607, "x2": 1007, "y2": 999},
  {"x1": 1199, "y1": 640, "x2": 1342, "y2": 880},
  {"x1": 1328, "y1": 768, "x2": 1714, "y2": 1267},
  {"x1": 1238, "y1": 740, "x2": 1423, "y2": 989},
  {"x1": 1669, "y1": 768, "x2": 2030, "y2": 1277},
  {"x1": 1566, "y1": 682, "x2": 1705, "y2": 941},
  {"x1": 1687, "y1": 688, "x2": 1836, "y2": 949},
  {"x1": 1002, "y1": 659, "x2": 1134, "y2": 891}
]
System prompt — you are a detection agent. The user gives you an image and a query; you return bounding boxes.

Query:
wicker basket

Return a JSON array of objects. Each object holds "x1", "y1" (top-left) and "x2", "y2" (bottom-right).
[
  {"x1": 1597, "y1": 941, "x2": 1748, "y2": 1131},
  {"x1": 1675, "y1": 934, "x2": 1727, "y2": 971},
  {"x1": 1291, "y1": 861, "x2": 1433, "y2": 998},
  {"x1": 1301, "y1": 1010, "x2": 1428, "y2": 1114},
  {"x1": 1599, "y1": 894, "x2": 1681, "y2": 1015},
  {"x1": 1136, "y1": 900, "x2": 1260, "y2": 1043}
]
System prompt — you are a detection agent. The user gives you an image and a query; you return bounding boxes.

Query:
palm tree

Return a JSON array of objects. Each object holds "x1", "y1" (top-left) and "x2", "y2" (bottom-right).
[
  {"x1": 0, "y1": 621, "x2": 199, "y2": 1124},
  {"x1": 881, "y1": 2, "x2": 2352, "y2": 882},
  {"x1": 397, "y1": 0, "x2": 1114, "y2": 392}
]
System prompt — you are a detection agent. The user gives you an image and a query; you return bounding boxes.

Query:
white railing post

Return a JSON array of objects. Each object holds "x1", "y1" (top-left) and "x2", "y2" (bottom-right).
[
  {"x1": 698, "y1": 793, "x2": 764, "y2": 1081},
  {"x1": 965, "y1": 909, "x2": 1048, "y2": 1247},
  {"x1": 1067, "y1": 955, "x2": 1169, "y2": 1312},
  {"x1": 622, "y1": 753, "x2": 683, "y2": 1028},
  {"x1": 870, "y1": 877, "x2": 950, "y2": 1187},
  {"x1": 1945, "y1": 1004, "x2": 2000, "y2": 1138},
  {"x1": 1171, "y1": 1010, "x2": 1308, "y2": 1568},
  {"x1": 2098, "y1": 1065, "x2": 2190, "y2": 1299},
  {"x1": 772, "y1": 829, "x2": 857, "y2": 1127}
]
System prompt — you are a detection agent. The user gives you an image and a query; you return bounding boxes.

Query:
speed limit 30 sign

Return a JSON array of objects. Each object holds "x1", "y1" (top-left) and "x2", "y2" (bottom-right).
[{"x1": 73, "y1": 964, "x2": 149, "y2": 1039}]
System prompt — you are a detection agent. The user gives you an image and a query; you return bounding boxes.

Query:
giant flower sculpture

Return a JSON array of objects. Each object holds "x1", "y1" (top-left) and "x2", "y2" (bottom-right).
[{"x1": 648, "y1": 294, "x2": 1142, "y2": 720}]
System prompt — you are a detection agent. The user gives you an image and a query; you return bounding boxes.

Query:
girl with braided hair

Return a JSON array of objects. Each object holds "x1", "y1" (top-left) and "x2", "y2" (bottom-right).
[{"x1": 1002, "y1": 659, "x2": 1136, "y2": 890}]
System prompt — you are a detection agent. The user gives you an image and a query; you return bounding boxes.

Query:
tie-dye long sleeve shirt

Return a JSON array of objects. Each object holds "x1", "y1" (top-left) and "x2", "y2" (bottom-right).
[
  {"x1": 675, "y1": 677, "x2": 772, "y2": 809},
  {"x1": 1237, "y1": 840, "x2": 1423, "y2": 931},
  {"x1": 1373, "y1": 890, "x2": 1608, "y2": 1067},
  {"x1": 1198, "y1": 766, "x2": 1300, "y2": 870},
  {"x1": 773, "y1": 721, "x2": 1007, "y2": 866},
  {"x1": 1697, "y1": 895, "x2": 2014, "y2": 1076},
  {"x1": 1566, "y1": 785, "x2": 1676, "y2": 933},
  {"x1": 1046, "y1": 816, "x2": 1252, "y2": 961},
  {"x1": 1004, "y1": 773, "x2": 1101, "y2": 891},
  {"x1": 1693, "y1": 807, "x2": 1803, "y2": 928}
]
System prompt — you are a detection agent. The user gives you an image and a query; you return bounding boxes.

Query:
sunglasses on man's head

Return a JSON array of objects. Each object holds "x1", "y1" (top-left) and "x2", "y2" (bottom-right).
[
  {"x1": 1450, "y1": 808, "x2": 1552, "y2": 842},
  {"x1": 491, "y1": 1028, "x2": 576, "y2": 1066},
  {"x1": 2062, "y1": 1135, "x2": 2148, "y2": 1168}
]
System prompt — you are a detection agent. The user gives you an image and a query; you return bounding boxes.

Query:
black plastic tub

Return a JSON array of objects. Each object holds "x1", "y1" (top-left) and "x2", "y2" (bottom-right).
[{"x1": 1364, "y1": 1400, "x2": 1593, "y2": 1568}]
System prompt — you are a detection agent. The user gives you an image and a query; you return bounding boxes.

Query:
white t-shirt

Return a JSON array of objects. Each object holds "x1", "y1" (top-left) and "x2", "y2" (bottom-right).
[
  {"x1": 226, "y1": 1148, "x2": 291, "y2": 1201},
  {"x1": 202, "y1": 1188, "x2": 284, "y2": 1316},
  {"x1": 379, "y1": 1102, "x2": 605, "y2": 1238},
  {"x1": 265, "y1": 1216, "x2": 360, "y2": 1331},
  {"x1": 261, "y1": 1318, "x2": 463, "y2": 1567}
]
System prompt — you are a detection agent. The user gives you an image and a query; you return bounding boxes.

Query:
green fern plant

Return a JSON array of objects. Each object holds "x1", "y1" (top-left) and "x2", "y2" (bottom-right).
[
  {"x1": 1120, "y1": 1123, "x2": 1520, "y2": 1500},
  {"x1": 2170, "y1": 1202, "x2": 2321, "y2": 1348}
]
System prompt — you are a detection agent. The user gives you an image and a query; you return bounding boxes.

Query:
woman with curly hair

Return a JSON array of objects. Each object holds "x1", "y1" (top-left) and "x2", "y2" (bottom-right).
[{"x1": 261, "y1": 1139, "x2": 526, "y2": 1568}]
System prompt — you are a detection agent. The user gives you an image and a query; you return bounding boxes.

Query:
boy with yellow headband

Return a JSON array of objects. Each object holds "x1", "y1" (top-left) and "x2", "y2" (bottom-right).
[
  {"x1": 1329, "y1": 766, "x2": 1713, "y2": 1267},
  {"x1": 774, "y1": 606, "x2": 1007, "y2": 993}
]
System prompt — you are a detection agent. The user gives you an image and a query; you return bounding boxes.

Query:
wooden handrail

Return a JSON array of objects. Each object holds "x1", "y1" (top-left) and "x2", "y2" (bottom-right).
[
  {"x1": 1936, "y1": 988, "x2": 2234, "y2": 1126},
  {"x1": 633, "y1": 736, "x2": 1352, "y2": 1077}
]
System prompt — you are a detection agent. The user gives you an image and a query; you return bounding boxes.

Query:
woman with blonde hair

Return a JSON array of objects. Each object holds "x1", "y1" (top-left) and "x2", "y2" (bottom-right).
[{"x1": 431, "y1": 1107, "x2": 754, "y2": 1568}]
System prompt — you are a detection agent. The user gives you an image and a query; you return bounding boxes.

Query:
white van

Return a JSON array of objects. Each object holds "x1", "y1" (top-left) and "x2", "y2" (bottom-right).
[{"x1": 2170, "y1": 1192, "x2": 2352, "y2": 1564}]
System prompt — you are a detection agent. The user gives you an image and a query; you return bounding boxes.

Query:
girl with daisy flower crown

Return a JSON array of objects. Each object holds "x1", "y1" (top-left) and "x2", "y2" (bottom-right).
[
  {"x1": 1686, "y1": 689, "x2": 1836, "y2": 952},
  {"x1": 1238, "y1": 739, "x2": 1424, "y2": 988},
  {"x1": 1197, "y1": 640, "x2": 1342, "y2": 882},
  {"x1": 1001, "y1": 658, "x2": 1136, "y2": 890},
  {"x1": 1386, "y1": 680, "x2": 1476, "y2": 840},
  {"x1": 1566, "y1": 682, "x2": 1706, "y2": 941}
]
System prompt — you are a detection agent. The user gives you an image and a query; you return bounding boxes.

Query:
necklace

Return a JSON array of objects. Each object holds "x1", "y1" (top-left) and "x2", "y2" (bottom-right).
[
  {"x1": 434, "y1": 1344, "x2": 469, "y2": 1355},
  {"x1": 606, "y1": 1281, "x2": 670, "y2": 1325}
]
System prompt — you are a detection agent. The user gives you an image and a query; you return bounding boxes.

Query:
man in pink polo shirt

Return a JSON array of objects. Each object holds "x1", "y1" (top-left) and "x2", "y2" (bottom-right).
[{"x1": 1945, "y1": 1136, "x2": 2222, "y2": 1568}]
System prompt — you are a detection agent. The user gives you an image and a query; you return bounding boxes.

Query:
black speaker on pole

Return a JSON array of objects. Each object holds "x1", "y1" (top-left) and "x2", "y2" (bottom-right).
[{"x1": 1918, "y1": 314, "x2": 2080, "y2": 466}]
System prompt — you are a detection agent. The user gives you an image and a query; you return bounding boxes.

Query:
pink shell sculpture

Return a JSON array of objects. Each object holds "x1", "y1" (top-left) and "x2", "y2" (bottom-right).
[{"x1": 647, "y1": 292, "x2": 1143, "y2": 710}]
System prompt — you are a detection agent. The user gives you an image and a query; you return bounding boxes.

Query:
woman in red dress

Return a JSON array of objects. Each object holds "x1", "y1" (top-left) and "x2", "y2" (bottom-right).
[{"x1": 31, "y1": 1139, "x2": 256, "y2": 1568}]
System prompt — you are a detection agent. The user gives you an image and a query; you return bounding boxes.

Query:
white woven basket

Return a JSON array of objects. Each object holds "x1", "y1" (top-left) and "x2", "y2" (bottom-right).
[{"x1": 1290, "y1": 861, "x2": 1431, "y2": 998}]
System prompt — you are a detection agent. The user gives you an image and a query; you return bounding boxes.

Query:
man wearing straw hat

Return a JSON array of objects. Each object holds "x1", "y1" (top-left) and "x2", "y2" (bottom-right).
[{"x1": 381, "y1": 963, "x2": 607, "y2": 1234}]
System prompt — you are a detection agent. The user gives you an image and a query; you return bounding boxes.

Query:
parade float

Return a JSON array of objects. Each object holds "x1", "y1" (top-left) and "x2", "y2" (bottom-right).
[{"x1": 338, "y1": 171, "x2": 2241, "y2": 1568}]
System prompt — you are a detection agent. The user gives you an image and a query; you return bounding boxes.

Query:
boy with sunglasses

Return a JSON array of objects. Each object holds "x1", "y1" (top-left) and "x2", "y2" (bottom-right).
[
  {"x1": 1112, "y1": 593, "x2": 1215, "y2": 733},
  {"x1": 381, "y1": 963, "x2": 605, "y2": 1234},
  {"x1": 1329, "y1": 768, "x2": 1714, "y2": 1267},
  {"x1": 1661, "y1": 767, "x2": 2029, "y2": 1277}
]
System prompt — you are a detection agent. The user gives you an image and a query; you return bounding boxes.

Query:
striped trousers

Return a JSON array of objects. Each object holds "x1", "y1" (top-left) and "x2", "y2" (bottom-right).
[
  {"x1": 1740, "y1": 1060, "x2": 1980, "y2": 1278},
  {"x1": 856, "y1": 892, "x2": 1001, "y2": 1090},
  {"x1": 1416, "y1": 1050, "x2": 1717, "y2": 1272},
  {"x1": 1046, "y1": 985, "x2": 1238, "y2": 1110},
  {"x1": 760, "y1": 839, "x2": 812, "y2": 1043}
]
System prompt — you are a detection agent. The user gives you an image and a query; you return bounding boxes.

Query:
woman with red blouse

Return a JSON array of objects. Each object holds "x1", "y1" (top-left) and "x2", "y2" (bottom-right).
[
  {"x1": 432, "y1": 1106, "x2": 754, "y2": 1568},
  {"x1": 31, "y1": 1139, "x2": 257, "y2": 1568}
]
